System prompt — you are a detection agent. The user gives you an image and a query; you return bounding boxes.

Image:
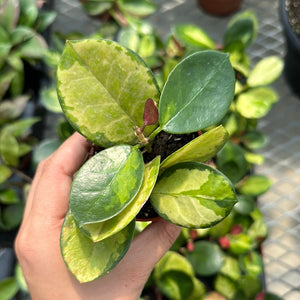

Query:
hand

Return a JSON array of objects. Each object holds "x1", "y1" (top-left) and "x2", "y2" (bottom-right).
[{"x1": 15, "y1": 132, "x2": 181, "y2": 300}]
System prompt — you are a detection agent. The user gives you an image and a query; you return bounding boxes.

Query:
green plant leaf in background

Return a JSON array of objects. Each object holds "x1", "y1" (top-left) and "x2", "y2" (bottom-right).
[
  {"x1": 158, "y1": 50, "x2": 235, "y2": 134},
  {"x1": 70, "y1": 145, "x2": 144, "y2": 226},
  {"x1": 151, "y1": 162, "x2": 237, "y2": 228},
  {"x1": 247, "y1": 56, "x2": 284, "y2": 87},
  {"x1": 80, "y1": 156, "x2": 160, "y2": 242},
  {"x1": 236, "y1": 87, "x2": 278, "y2": 119},
  {"x1": 237, "y1": 174, "x2": 272, "y2": 196},
  {"x1": 0, "y1": 165, "x2": 12, "y2": 184},
  {"x1": 119, "y1": 0, "x2": 157, "y2": 17},
  {"x1": 173, "y1": 24, "x2": 216, "y2": 49},
  {"x1": 60, "y1": 211, "x2": 135, "y2": 283},
  {"x1": 0, "y1": 0, "x2": 19, "y2": 31},
  {"x1": 40, "y1": 86, "x2": 62, "y2": 113},
  {"x1": 216, "y1": 141, "x2": 249, "y2": 184},
  {"x1": 160, "y1": 125, "x2": 228, "y2": 170},
  {"x1": 57, "y1": 39, "x2": 160, "y2": 147},
  {"x1": 186, "y1": 241, "x2": 224, "y2": 277},
  {"x1": 0, "y1": 277, "x2": 19, "y2": 300},
  {"x1": 0, "y1": 131, "x2": 19, "y2": 166}
]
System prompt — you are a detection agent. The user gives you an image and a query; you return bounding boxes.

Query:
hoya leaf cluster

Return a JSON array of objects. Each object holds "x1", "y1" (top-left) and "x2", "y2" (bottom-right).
[{"x1": 57, "y1": 38, "x2": 237, "y2": 282}]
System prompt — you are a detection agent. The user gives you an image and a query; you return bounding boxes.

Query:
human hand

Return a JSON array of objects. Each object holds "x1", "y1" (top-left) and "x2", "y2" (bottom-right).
[{"x1": 15, "y1": 132, "x2": 181, "y2": 300}]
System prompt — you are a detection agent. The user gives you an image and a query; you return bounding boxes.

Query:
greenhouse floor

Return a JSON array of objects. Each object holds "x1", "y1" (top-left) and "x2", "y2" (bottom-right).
[{"x1": 51, "y1": 0, "x2": 300, "y2": 299}]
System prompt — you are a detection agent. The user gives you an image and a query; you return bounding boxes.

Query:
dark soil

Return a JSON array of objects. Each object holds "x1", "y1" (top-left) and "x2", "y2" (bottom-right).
[
  {"x1": 137, "y1": 131, "x2": 199, "y2": 220},
  {"x1": 286, "y1": 0, "x2": 300, "y2": 36}
]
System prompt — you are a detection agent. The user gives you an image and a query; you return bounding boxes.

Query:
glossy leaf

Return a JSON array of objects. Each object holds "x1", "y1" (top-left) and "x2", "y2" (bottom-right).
[
  {"x1": 236, "y1": 87, "x2": 278, "y2": 119},
  {"x1": 18, "y1": 0, "x2": 38, "y2": 27},
  {"x1": 117, "y1": 27, "x2": 140, "y2": 52},
  {"x1": 138, "y1": 34, "x2": 156, "y2": 58},
  {"x1": 40, "y1": 86, "x2": 62, "y2": 113},
  {"x1": 57, "y1": 39, "x2": 160, "y2": 147},
  {"x1": 248, "y1": 56, "x2": 284, "y2": 87},
  {"x1": 150, "y1": 162, "x2": 237, "y2": 228},
  {"x1": 214, "y1": 274, "x2": 237, "y2": 300},
  {"x1": 220, "y1": 256, "x2": 241, "y2": 281},
  {"x1": 234, "y1": 195, "x2": 255, "y2": 216},
  {"x1": 60, "y1": 212, "x2": 135, "y2": 283},
  {"x1": 237, "y1": 175, "x2": 272, "y2": 196},
  {"x1": 187, "y1": 241, "x2": 224, "y2": 276},
  {"x1": 173, "y1": 24, "x2": 216, "y2": 49},
  {"x1": 70, "y1": 145, "x2": 144, "y2": 226},
  {"x1": 80, "y1": 156, "x2": 160, "y2": 242},
  {"x1": 35, "y1": 11, "x2": 57, "y2": 32},
  {"x1": 19, "y1": 34, "x2": 47, "y2": 59},
  {"x1": 228, "y1": 233, "x2": 253, "y2": 255},
  {"x1": 81, "y1": 2, "x2": 112, "y2": 16},
  {"x1": 160, "y1": 125, "x2": 228, "y2": 169},
  {"x1": 159, "y1": 51, "x2": 235, "y2": 134}
]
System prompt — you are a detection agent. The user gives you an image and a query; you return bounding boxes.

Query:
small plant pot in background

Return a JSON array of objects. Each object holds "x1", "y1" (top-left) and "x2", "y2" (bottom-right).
[
  {"x1": 197, "y1": 0, "x2": 242, "y2": 16},
  {"x1": 279, "y1": 0, "x2": 300, "y2": 97}
]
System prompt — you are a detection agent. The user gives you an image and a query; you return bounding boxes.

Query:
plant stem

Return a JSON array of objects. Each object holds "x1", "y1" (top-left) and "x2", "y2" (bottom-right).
[
  {"x1": 10, "y1": 167, "x2": 32, "y2": 183},
  {"x1": 148, "y1": 126, "x2": 162, "y2": 141}
]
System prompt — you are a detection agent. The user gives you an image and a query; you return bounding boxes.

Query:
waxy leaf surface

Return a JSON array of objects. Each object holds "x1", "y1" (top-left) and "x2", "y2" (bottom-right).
[
  {"x1": 70, "y1": 145, "x2": 144, "y2": 226},
  {"x1": 150, "y1": 162, "x2": 237, "y2": 228},
  {"x1": 60, "y1": 212, "x2": 135, "y2": 283},
  {"x1": 159, "y1": 51, "x2": 235, "y2": 134},
  {"x1": 81, "y1": 157, "x2": 160, "y2": 242},
  {"x1": 57, "y1": 39, "x2": 160, "y2": 147},
  {"x1": 160, "y1": 125, "x2": 228, "y2": 170}
]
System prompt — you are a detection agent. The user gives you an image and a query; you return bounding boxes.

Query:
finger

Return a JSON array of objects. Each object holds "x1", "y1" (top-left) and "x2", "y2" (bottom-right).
[
  {"x1": 106, "y1": 219, "x2": 181, "y2": 291},
  {"x1": 30, "y1": 132, "x2": 90, "y2": 221}
]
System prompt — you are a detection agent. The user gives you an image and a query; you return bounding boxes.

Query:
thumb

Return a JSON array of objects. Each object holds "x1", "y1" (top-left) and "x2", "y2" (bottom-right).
[{"x1": 111, "y1": 219, "x2": 181, "y2": 287}]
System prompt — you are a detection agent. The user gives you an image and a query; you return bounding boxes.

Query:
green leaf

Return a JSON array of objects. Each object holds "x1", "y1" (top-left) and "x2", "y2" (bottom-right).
[
  {"x1": 15, "y1": 263, "x2": 28, "y2": 292},
  {"x1": 0, "y1": 189, "x2": 19, "y2": 204},
  {"x1": 214, "y1": 274, "x2": 237, "y2": 300},
  {"x1": 0, "y1": 277, "x2": 19, "y2": 300},
  {"x1": 40, "y1": 86, "x2": 62, "y2": 113},
  {"x1": 80, "y1": 156, "x2": 160, "y2": 242},
  {"x1": 119, "y1": 0, "x2": 157, "y2": 17},
  {"x1": 138, "y1": 34, "x2": 156, "y2": 58},
  {"x1": 0, "y1": 0, "x2": 19, "y2": 31},
  {"x1": 81, "y1": 2, "x2": 113, "y2": 16},
  {"x1": 117, "y1": 27, "x2": 140, "y2": 52},
  {"x1": 0, "y1": 131, "x2": 19, "y2": 166},
  {"x1": 150, "y1": 162, "x2": 237, "y2": 228},
  {"x1": 242, "y1": 130, "x2": 267, "y2": 150},
  {"x1": 19, "y1": 34, "x2": 47, "y2": 59},
  {"x1": 35, "y1": 11, "x2": 57, "y2": 32},
  {"x1": 229, "y1": 233, "x2": 253, "y2": 255},
  {"x1": 173, "y1": 24, "x2": 216, "y2": 49},
  {"x1": 161, "y1": 125, "x2": 228, "y2": 169},
  {"x1": 237, "y1": 175, "x2": 272, "y2": 196},
  {"x1": 60, "y1": 211, "x2": 135, "y2": 283},
  {"x1": 248, "y1": 56, "x2": 284, "y2": 87},
  {"x1": 234, "y1": 195, "x2": 255, "y2": 216},
  {"x1": 18, "y1": 0, "x2": 38, "y2": 27},
  {"x1": 0, "y1": 165, "x2": 12, "y2": 183},
  {"x1": 2, "y1": 202, "x2": 24, "y2": 229},
  {"x1": 3, "y1": 117, "x2": 40, "y2": 137},
  {"x1": 239, "y1": 251, "x2": 263, "y2": 276},
  {"x1": 216, "y1": 142, "x2": 248, "y2": 184},
  {"x1": 70, "y1": 145, "x2": 144, "y2": 226},
  {"x1": 10, "y1": 26, "x2": 34, "y2": 45},
  {"x1": 220, "y1": 256, "x2": 241, "y2": 281},
  {"x1": 186, "y1": 241, "x2": 224, "y2": 276},
  {"x1": 57, "y1": 39, "x2": 160, "y2": 147},
  {"x1": 159, "y1": 50, "x2": 235, "y2": 134},
  {"x1": 31, "y1": 138, "x2": 62, "y2": 170},
  {"x1": 238, "y1": 274, "x2": 262, "y2": 299},
  {"x1": 236, "y1": 87, "x2": 278, "y2": 119},
  {"x1": 224, "y1": 10, "x2": 258, "y2": 49}
]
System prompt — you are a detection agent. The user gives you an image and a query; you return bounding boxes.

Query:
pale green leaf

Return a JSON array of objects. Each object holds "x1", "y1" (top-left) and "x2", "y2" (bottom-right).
[
  {"x1": 236, "y1": 87, "x2": 278, "y2": 119},
  {"x1": 159, "y1": 51, "x2": 235, "y2": 134},
  {"x1": 248, "y1": 56, "x2": 284, "y2": 87},
  {"x1": 57, "y1": 39, "x2": 160, "y2": 147},
  {"x1": 160, "y1": 125, "x2": 228, "y2": 170},
  {"x1": 81, "y1": 156, "x2": 160, "y2": 242},
  {"x1": 60, "y1": 211, "x2": 135, "y2": 283},
  {"x1": 0, "y1": 131, "x2": 19, "y2": 166},
  {"x1": 237, "y1": 175, "x2": 272, "y2": 196},
  {"x1": 150, "y1": 162, "x2": 237, "y2": 228},
  {"x1": 0, "y1": 277, "x2": 19, "y2": 300},
  {"x1": 70, "y1": 145, "x2": 144, "y2": 225},
  {"x1": 173, "y1": 24, "x2": 216, "y2": 49},
  {"x1": 0, "y1": 165, "x2": 12, "y2": 184}
]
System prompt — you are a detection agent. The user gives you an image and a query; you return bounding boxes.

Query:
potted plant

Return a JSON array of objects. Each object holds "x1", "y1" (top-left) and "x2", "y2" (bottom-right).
[
  {"x1": 56, "y1": 38, "x2": 238, "y2": 283},
  {"x1": 197, "y1": 0, "x2": 242, "y2": 16},
  {"x1": 279, "y1": 0, "x2": 300, "y2": 96}
]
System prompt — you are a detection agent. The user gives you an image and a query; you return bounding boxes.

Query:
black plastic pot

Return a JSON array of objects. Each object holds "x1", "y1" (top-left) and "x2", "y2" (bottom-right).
[{"x1": 279, "y1": 0, "x2": 300, "y2": 97}]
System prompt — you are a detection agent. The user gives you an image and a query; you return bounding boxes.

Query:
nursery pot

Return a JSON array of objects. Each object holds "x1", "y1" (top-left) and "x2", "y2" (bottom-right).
[
  {"x1": 279, "y1": 0, "x2": 300, "y2": 97},
  {"x1": 197, "y1": 0, "x2": 242, "y2": 16}
]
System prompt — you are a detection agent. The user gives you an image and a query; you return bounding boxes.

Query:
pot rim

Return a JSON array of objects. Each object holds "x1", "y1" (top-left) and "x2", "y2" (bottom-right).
[{"x1": 279, "y1": 0, "x2": 300, "y2": 52}]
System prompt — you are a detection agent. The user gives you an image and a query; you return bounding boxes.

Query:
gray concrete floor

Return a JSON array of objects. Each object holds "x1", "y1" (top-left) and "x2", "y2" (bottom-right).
[{"x1": 51, "y1": 0, "x2": 300, "y2": 299}]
